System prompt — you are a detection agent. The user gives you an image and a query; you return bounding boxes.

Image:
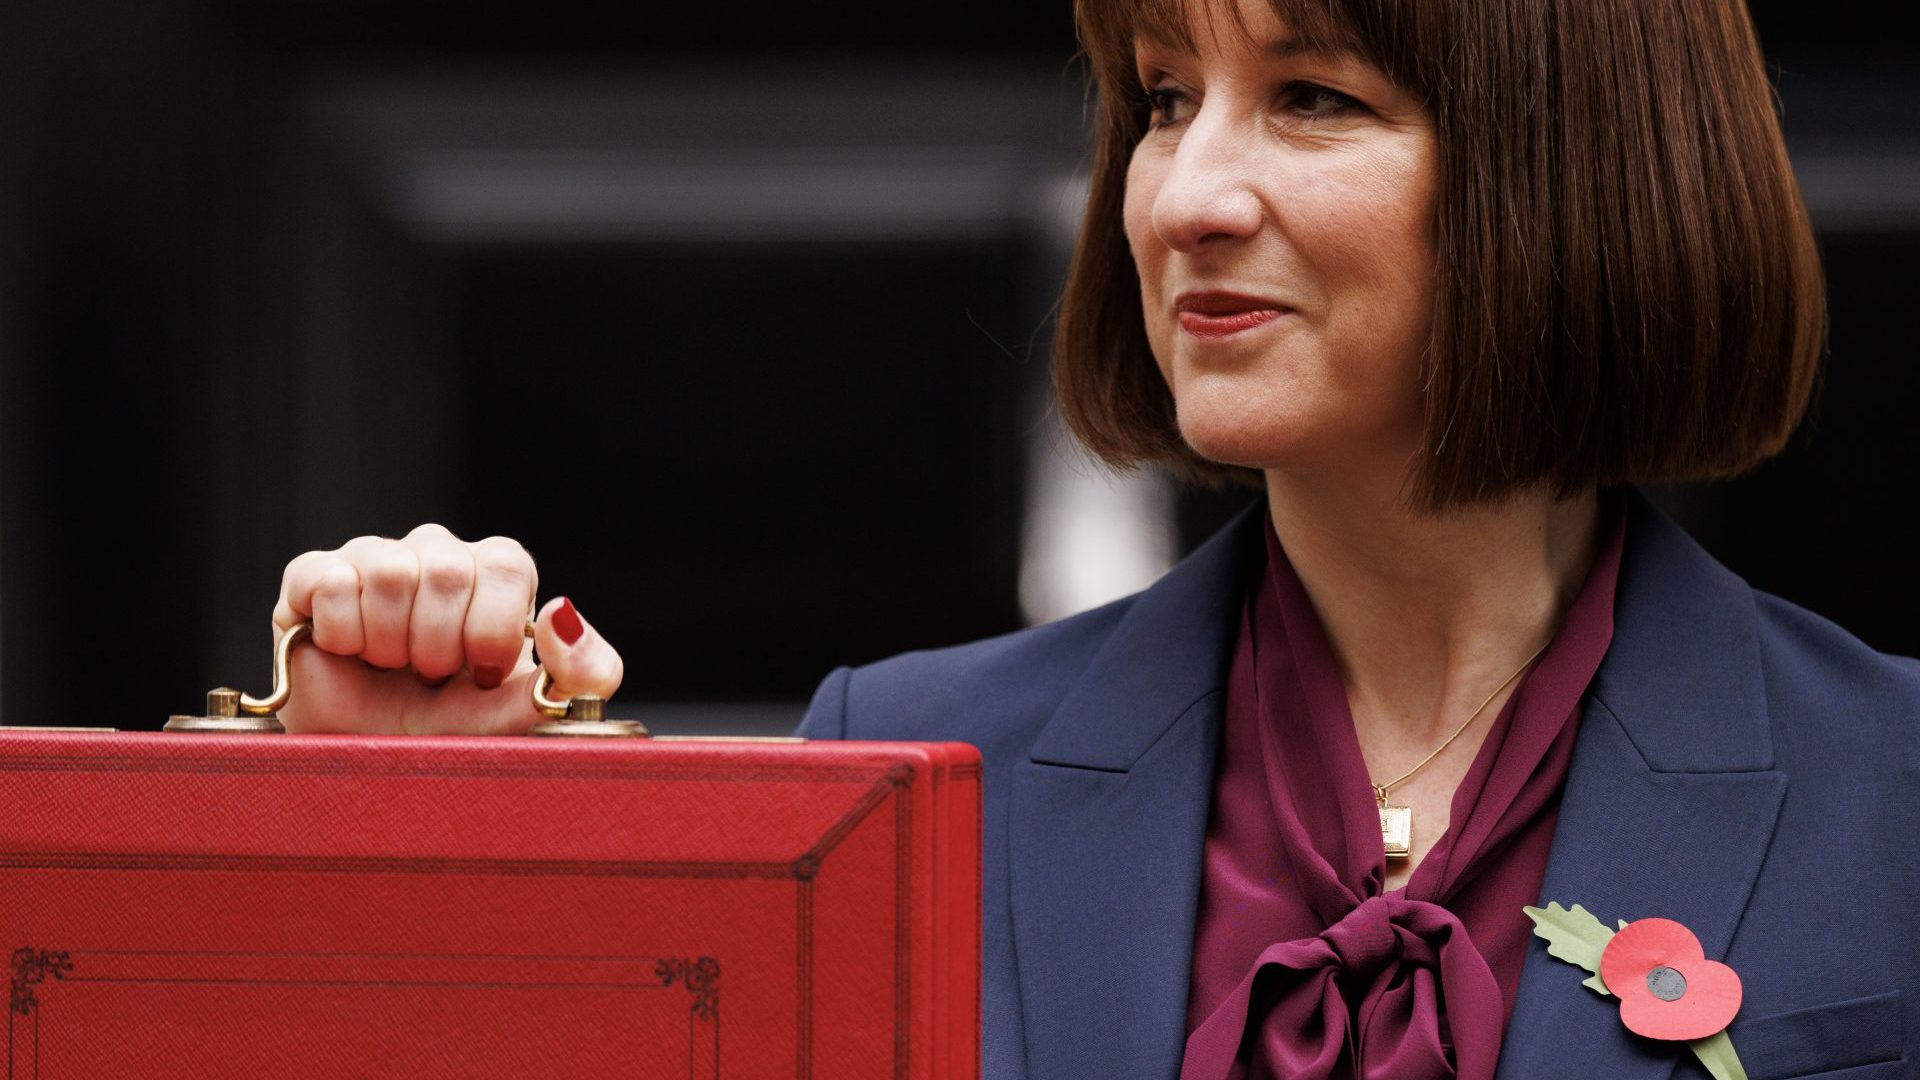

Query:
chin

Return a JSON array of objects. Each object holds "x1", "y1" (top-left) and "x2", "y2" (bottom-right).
[
  {"x1": 1167, "y1": 367, "x2": 1415, "y2": 476},
  {"x1": 1173, "y1": 401, "x2": 1310, "y2": 472},
  {"x1": 1161, "y1": 359, "x2": 1334, "y2": 468}
]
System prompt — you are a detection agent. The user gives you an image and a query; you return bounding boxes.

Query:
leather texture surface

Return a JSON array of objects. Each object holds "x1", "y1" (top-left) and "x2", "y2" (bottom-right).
[{"x1": 0, "y1": 732, "x2": 980, "y2": 1079}]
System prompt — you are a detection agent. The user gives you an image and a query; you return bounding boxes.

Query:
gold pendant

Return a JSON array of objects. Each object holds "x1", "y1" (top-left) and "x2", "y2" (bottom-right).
[{"x1": 1379, "y1": 803, "x2": 1412, "y2": 861}]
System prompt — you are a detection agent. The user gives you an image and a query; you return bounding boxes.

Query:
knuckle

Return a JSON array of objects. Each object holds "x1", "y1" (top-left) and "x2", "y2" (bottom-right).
[
  {"x1": 313, "y1": 561, "x2": 359, "y2": 599},
  {"x1": 285, "y1": 556, "x2": 355, "y2": 620},
  {"x1": 418, "y1": 555, "x2": 475, "y2": 599},
  {"x1": 473, "y1": 534, "x2": 529, "y2": 558},
  {"x1": 359, "y1": 551, "x2": 419, "y2": 598},
  {"x1": 284, "y1": 549, "x2": 326, "y2": 579},
  {"x1": 472, "y1": 537, "x2": 537, "y2": 587},
  {"x1": 404, "y1": 522, "x2": 458, "y2": 543},
  {"x1": 285, "y1": 550, "x2": 337, "y2": 593},
  {"x1": 338, "y1": 534, "x2": 392, "y2": 556}
]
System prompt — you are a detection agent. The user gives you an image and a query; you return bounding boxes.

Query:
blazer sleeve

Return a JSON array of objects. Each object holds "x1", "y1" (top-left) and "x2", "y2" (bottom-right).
[{"x1": 792, "y1": 665, "x2": 853, "y2": 739}]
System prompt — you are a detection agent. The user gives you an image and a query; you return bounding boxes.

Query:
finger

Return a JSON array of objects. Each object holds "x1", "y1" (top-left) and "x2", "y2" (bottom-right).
[
  {"x1": 404, "y1": 525, "x2": 477, "y2": 681},
  {"x1": 344, "y1": 536, "x2": 419, "y2": 670},
  {"x1": 532, "y1": 596, "x2": 623, "y2": 700},
  {"x1": 277, "y1": 550, "x2": 365, "y2": 655},
  {"x1": 463, "y1": 596, "x2": 621, "y2": 737},
  {"x1": 464, "y1": 536, "x2": 539, "y2": 690},
  {"x1": 280, "y1": 647, "x2": 405, "y2": 735}
]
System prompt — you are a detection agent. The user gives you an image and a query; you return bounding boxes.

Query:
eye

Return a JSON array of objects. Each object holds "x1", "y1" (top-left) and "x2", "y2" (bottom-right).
[
  {"x1": 1276, "y1": 81, "x2": 1364, "y2": 121},
  {"x1": 1138, "y1": 85, "x2": 1196, "y2": 130}
]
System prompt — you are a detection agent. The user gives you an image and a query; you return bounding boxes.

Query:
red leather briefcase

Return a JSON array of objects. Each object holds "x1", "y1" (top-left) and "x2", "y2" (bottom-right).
[{"x1": 0, "y1": 720, "x2": 980, "y2": 1079}]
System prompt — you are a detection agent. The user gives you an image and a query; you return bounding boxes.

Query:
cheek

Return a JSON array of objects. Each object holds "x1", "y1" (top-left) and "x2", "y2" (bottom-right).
[
  {"x1": 1356, "y1": 149, "x2": 1438, "y2": 304},
  {"x1": 1296, "y1": 155, "x2": 1432, "y2": 300},
  {"x1": 1285, "y1": 147, "x2": 1440, "y2": 374}
]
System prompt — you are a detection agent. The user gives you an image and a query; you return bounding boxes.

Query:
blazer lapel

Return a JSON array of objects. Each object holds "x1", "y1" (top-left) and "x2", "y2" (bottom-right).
[
  {"x1": 1009, "y1": 502, "x2": 1264, "y2": 1080},
  {"x1": 1005, "y1": 490, "x2": 1786, "y2": 1080},
  {"x1": 1495, "y1": 491, "x2": 1789, "y2": 1079}
]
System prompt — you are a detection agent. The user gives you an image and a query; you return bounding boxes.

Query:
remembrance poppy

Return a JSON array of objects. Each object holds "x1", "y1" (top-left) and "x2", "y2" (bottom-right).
[{"x1": 1598, "y1": 917, "x2": 1743, "y2": 1041}]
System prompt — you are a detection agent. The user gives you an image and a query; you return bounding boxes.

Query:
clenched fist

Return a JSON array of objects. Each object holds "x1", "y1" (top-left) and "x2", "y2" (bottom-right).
[{"x1": 271, "y1": 524, "x2": 624, "y2": 734}]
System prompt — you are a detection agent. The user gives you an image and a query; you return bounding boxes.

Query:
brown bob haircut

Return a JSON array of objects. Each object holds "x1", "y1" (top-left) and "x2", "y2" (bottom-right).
[{"x1": 1055, "y1": 0, "x2": 1827, "y2": 510}]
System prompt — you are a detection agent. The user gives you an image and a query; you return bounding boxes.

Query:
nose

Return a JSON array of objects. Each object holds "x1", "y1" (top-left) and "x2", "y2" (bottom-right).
[{"x1": 1149, "y1": 105, "x2": 1264, "y2": 252}]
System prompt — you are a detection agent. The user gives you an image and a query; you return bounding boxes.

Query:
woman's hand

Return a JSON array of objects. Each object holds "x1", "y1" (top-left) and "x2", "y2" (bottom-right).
[{"x1": 270, "y1": 524, "x2": 624, "y2": 735}]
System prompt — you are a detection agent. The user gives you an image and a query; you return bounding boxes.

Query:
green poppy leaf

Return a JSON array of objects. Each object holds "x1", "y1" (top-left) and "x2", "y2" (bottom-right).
[
  {"x1": 1522, "y1": 901, "x2": 1617, "y2": 996},
  {"x1": 1688, "y1": 1029, "x2": 1748, "y2": 1080}
]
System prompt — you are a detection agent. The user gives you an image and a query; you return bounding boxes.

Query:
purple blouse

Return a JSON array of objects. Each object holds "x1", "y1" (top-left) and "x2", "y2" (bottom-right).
[{"x1": 1179, "y1": 501, "x2": 1627, "y2": 1080}]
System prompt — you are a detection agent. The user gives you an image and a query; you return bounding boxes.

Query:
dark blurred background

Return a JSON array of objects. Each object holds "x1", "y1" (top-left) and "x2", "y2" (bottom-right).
[{"x1": 0, "y1": 2, "x2": 1914, "y2": 733}]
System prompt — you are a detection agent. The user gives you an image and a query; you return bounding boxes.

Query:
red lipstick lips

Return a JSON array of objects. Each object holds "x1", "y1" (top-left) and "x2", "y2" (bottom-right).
[{"x1": 1174, "y1": 290, "x2": 1291, "y2": 339}]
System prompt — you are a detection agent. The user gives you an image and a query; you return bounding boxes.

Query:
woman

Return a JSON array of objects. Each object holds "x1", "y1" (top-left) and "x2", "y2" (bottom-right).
[{"x1": 272, "y1": 0, "x2": 1917, "y2": 1076}]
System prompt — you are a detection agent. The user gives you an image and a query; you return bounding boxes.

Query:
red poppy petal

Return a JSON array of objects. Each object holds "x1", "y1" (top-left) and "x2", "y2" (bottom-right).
[
  {"x1": 1668, "y1": 958, "x2": 1743, "y2": 1033},
  {"x1": 1602, "y1": 920, "x2": 1742, "y2": 1041},
  {"x1": 1600, "y1": 918, "x2": 1706, "y2": 998}
]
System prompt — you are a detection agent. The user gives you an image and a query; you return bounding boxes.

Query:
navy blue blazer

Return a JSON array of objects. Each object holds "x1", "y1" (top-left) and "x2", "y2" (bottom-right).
[{"x1": 794, "y1": 489, "x2": 1918, "y2": 1080}]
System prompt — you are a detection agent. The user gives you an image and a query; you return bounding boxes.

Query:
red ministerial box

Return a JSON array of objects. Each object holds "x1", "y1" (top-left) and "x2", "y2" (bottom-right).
[{"x1": 0, "y1": 730, "x2": 980, "y2": 1079}]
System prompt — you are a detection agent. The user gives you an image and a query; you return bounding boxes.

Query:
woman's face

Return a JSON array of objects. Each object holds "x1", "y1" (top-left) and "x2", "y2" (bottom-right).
[{"x1": 1123, "y1": 0, "x2": 1440, "y2": 478}]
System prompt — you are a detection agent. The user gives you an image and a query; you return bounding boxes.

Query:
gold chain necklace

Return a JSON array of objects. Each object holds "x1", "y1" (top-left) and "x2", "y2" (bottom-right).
[{"x1": 1374, "y1": 641, "x2": 1549, "y2": 862}]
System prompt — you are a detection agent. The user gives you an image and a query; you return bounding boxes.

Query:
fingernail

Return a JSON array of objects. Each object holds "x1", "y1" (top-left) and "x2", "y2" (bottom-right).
[
  {"x1": 553, "y1": 597, "x2": 585, "y2": 646},
  {"x1": 472, "y1": 665, "x2": 504, "y2": 690},
  {"x1": 418, "y1": 672, "x2": 451, "y2": 688}
]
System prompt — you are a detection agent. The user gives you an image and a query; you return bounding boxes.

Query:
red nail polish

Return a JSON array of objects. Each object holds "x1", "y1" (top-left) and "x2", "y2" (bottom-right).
[
  {"x1": 553, "y1": 597, "x2": 585, "y2": 646},
  {"x1": 472, "y1": 665, "x2": 504, "y2": 690}
]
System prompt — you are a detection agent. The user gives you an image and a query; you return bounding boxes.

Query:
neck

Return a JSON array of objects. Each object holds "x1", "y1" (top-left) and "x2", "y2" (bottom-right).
[{"x1": 1264, "y1": 468, "x2": 1604, "y2": 747}]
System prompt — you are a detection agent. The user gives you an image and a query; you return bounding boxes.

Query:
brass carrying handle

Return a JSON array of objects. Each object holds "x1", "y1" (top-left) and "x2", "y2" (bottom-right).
[
  {"x1": 166, "y1": 615, "x2": 643, "y2": 737},
  {"x1": 256, "y1": 621, "x2": 584, "y2": 718},
  {"x1": 238, "y1": 620, "x2": 312, "y2": 716}
]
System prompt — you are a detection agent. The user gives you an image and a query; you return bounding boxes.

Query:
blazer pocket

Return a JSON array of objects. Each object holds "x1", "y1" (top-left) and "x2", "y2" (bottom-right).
[{"x1": 1726, "y1": 988, "x2": 1904, "y2": 1080}]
